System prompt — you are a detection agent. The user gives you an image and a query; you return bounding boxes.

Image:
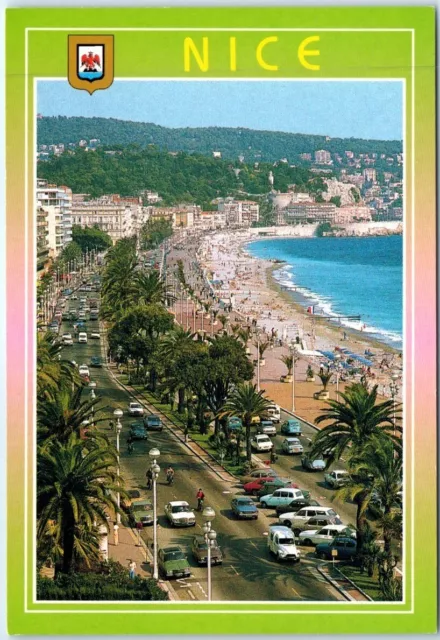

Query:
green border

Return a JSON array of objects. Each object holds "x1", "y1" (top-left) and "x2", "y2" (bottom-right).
[{"x1": 6, "y1": 6, "x2": 437, "y2": 635}]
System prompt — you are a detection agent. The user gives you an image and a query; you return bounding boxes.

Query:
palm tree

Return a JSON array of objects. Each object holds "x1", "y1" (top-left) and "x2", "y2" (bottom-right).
[
  {"x1": 37, "y1": 434, "x2": 123, "y2": 573},
  {"x1": 318, "y1": 371, "x2": 333, "y2": 393},
  {"x1": 219, "y1": 383, "x2": 271, "y2": 462},
  {"x1": 311, "y1": 383, "x2": 398, "y2": 466},
  {"x1": 158, "y1": 327, "x2": 197, "y2": 412},
  {"x1": 254, "y1": 339, "x2": 270, "y2": 363},
  {"x1": 331, "y1": 436, "x2": 402, "y2": 553},
  {"x1": 133, "y1": 271, "x2": 175, "y2": 307},
  {"x1": 280, "y1": 354, "x2": 294, "y2": 377},
  {"x1": 37, "y1": 331, "x2": 79, "y2": 402},
  {"x1": 217, "y1": 314, "x2": 229, "y2": 332},
  {"x1": 37, "y1": 385, "x2": 107, "y2": 446}
]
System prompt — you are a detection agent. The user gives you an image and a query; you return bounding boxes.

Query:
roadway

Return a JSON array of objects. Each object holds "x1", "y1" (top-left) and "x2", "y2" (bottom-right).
[{"x1": 58, "y1": 291, "x2": 343, "y2": 603}]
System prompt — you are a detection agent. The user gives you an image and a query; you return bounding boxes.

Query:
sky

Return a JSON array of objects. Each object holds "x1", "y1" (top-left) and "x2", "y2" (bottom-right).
[{"x1": 38, "y1": 80, "x2": 403, "y2": 140}]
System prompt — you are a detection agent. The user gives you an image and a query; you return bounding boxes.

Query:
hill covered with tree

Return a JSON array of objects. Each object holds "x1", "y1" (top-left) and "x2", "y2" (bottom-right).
[
  {"x1": 38, "y1": 116, "x2": 402, "y2": 164},
  {"x1": 37, "y1": 146, "x2": 327, "y2": 207}
]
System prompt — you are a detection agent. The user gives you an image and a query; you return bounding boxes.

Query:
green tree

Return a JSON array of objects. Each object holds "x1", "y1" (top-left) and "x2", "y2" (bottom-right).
[
  {"x1": 37, "y1": 434, "x2": 122, "y2": 573},
  {"x1": 311, "y1": 382, "x2": 399, "y2": 467},
  {"x1": 72, "y1": 225, "x2": 112, "y2": 252},
  {"x1": 220, "y1": 383, "x2": 271, "y2": 462}
]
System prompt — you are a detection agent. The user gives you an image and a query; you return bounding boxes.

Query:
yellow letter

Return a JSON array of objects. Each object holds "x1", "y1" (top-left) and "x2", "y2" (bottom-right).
[
  {"x1": 256, "y1": 37, "x2": 278, "y2": 71},
  {"x1": 298, "y1": 36, "x2": 320, "y2": 71},
  {"x1": 184, "y1": 37, "x2": 209, "y2": 72},
  {"x1": 230, "y1": 37, "x2": 237, "y2": 72}
]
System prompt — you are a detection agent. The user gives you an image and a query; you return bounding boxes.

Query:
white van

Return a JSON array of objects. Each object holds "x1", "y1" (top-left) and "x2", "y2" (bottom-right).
[
  {"x1": 267, "y1": 525, "x2": 300, "y2": 562},
  {"x1": 279, "y1": 506, "x2": 340, "y2": 528},
  {"x1": 78, "y1": 332, "x2": 88, "y2": 344},
  {"x1": 267, "y1": 403, "x2": 281, "y2": 423}
]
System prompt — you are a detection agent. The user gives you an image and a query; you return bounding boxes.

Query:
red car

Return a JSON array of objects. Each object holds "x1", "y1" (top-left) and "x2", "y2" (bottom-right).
[{"x1": 243, "y1": 477, "x2": 294, "y2": 496}]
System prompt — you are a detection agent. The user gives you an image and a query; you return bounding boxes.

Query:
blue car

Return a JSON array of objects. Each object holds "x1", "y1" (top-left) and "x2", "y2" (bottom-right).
[
  {"x1": 315, "y1": 536, "x2": 357, "y2": 560},
  {"x1": 228, "y1": 416, "x2": 243, "y2": 433},
  {"x1": 231, "y1": 497, "x2": 259, "y2": 520},
  {"x1": 281, "y1": 419, "x2": 302, "y2": 436}
]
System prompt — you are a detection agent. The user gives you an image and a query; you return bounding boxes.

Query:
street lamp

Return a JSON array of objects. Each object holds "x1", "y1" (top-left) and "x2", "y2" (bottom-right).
[
  {"x1": 89, "y1": 381, "x2": 97, "y2": 425},
  {"x1": 113, "y1": 408, "x2": 123, "y2": 523},
  {"x1": 149, "y1": 448, "x2": 161, "y2": 580},
  {"x1": 390, "y1": 371, "x2": 400, "y2": 436},
  {"x1": 290, "y1": 343, "x2": 297, "y2": 413},
  {"x1": 202, "y1": 506, "x2": 217, "y2": 601},
  {"x1": 334, "y1": 353, "x2": 342, "y2": 396}
]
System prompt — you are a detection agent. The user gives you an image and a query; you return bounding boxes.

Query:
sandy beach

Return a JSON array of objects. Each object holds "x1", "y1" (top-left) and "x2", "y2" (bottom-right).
[{"x1": 197, "y1": 230, "x2": 403, "y2": 402}]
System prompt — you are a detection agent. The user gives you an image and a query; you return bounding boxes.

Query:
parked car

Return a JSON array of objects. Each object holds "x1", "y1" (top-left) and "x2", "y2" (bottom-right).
[
  {"x1": 256, "y1": 420, "x2": 277, "y2": 436},
  {"x1": 315, "y1": 536, "x2": 357, "y2": 561},
  {"x1": 78, "y1": 332, "x2": 88, "y2": 344},
  {"x1": 301, "y1": 454, "x2": 326, "y2": 471},
  {"x1": 260, "y1": 488, "x2": 305, "y2": 509},
  {"x1": 121, "y1": 489, "x2": 141, "y2": 511},
  {"x1": 128, "y1": 402, "x2": 144, "y2": 416},
  {"x1": 90, "y1": 331, "x2": 101, "y2": 340},
  {"x1": 78, "y1": 364, "x2": 90, "y2": 378},
  {"x1": 227, "y1": 416, "x2": 242, "y2": 432},
  {"x1": 144, "y1": 414, "x2": 163, "y2": 431},
  {"x1": 158, "y1": 546, "x2": 191, "y2": 579},
  {"x1": 62, "y1": 333, "x2": 73, "y2": 346},
  {"x1": 164, "y1": 501, "x2": 196, "y2": 527},
  {"x1": 243, "y1": 477, "x2": 282, "y2": 496},
  {"x1": 256, "y1": 478, "x2": 300, "y2": 500},
  {"x1": 231, "y1": 497, "x2": 259, "y2": 519},
  {"x1": 129, "y1": 423, "x2": 148, "y2": 440},
  {"x1": 191, "y1": 535, "x2": 223, "y2": 565},
  {"x1": 90, "y1": 356, "x2": 102, "y2": 368},
  {"x1": 241, "y1": 468, "x2": 278, "y2": 485},
  {"x1": 299, "y1": 524, "x2": 356, "y2": 547},
  {"x1": 290, "y1": 515, "x2": 344, "y2": 535},
  {"x1": 276, "y1": 498, "x2": 321, "y2": 516},
  {"x1": 71, "y1": 294, "x2": 78, "y2": 300},
  {"x1": 279, "y1": 506, "x2": 341, "y2": 530},
  {"x1": 325, "y1": 470, "x2": 350, "y2": 489},
  {"x1": 251, "y1": 434, "x2": 273, "y2": 452},
  {"x1": 266, "y1": 403, "x2": 281, "y2": 423},
  {"x1": 280, "y1": 419, "x2": 302, "y2": 436},
  {"x1": 281, "y1": 437, "x2": 304, "y2": 454},
  {"x1": 130, "y1": 499, "x2": 155, "y2": 527},
  {"x1": 49, "y1": 323, "x2": 59, "y2": 334},
  {"x1": 267, "y1": 525, "x2": 300, "y2": 562}
]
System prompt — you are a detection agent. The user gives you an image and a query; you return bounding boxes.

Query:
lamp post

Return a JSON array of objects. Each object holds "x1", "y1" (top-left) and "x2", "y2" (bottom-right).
[
  {"x1": 334, "y1": 353, "x2": 341, "y2": 396},
  {"x1": 290, "y1": 343, "x2": 297, "y2": 413},
  {"x1": 89, "y1": 381, "x2": 97, "y2": 425},
  {"x1": 256, "y1": 330, "x2": 261, "y2": 392},
  {"x1": 202, "y1": 507, "x2": 217, "y2": 601},
  {"x1": 390, "y1": 371, "x2": 400, "y2": 437},
  {"x1": 149, "y1": 448, "x2": 161, "y2": 580},
  {"x1": 113, "y1": 408, "x2": 123, "y2": 523}
]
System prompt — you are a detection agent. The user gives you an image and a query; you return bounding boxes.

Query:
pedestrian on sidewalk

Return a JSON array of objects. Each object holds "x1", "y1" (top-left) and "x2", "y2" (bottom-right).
[
  {"x1": 146, "y1": 468, "x2": 153, "y2": 490},
  {"x1": 113, "y1": 523, "x2": 119, "y2": 546},
  {"x1": 128, "y1": 560, "x2": 137, "y2": 579}
]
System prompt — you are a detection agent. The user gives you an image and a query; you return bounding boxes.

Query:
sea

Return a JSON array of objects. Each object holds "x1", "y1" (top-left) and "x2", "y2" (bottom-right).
[{"x1": 246, "y1": 235, "x2": 403, "y2": 349}]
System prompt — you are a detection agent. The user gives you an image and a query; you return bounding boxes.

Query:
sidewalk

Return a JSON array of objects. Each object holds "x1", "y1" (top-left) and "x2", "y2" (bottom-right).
[
  {"x1": 317, "y1": 563, "x2": 372, "y2": 602},
  {"x1": 107, "y1": 520, "x2": 152, "y2": 578}
]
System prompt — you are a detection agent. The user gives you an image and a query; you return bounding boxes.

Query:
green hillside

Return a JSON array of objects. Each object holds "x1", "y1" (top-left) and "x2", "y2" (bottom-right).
[
  {"x1": 37, "y1": 146, "x2": 327, "y2": 207},
  {"x1": 37, "y1": 116, "x2": 402, "y2": 164}
]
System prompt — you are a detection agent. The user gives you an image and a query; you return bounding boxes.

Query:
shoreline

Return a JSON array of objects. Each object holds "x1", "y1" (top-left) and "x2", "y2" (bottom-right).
[
  {"x1": 197, "y1": 230, "x2": 402, "y2": 398},
  {"x1": 243, "y1": 235, "x2": 402, "y2": 354}
]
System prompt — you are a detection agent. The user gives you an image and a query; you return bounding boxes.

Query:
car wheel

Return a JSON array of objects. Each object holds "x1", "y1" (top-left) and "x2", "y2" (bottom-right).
[
  {"x1": 260, "y1": 502, "x2": 267, "y2": 508},
  {"x1": 281, "y1": 520, "x2": 290, "y2": 527},
  {"x1": 293, "y1": 528, "x2": 301, "y2": 536},
  {"x1": 253, "y1": 515, "x2": 258, "y2": 520},
  {"x1": 317, "y1": 552, "x2": 326, "y2": 560},
  {"x1": 303, "y1": 538, "x2": 313, "y2": 546},
  {"x1": 252, "y1": 489, "x2": 259, "y2": 496}
]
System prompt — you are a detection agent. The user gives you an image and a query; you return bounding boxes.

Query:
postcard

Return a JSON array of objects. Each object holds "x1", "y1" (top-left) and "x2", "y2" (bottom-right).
[{"x1": 5, "y1": 6, "x2": 437, "y2": 635}]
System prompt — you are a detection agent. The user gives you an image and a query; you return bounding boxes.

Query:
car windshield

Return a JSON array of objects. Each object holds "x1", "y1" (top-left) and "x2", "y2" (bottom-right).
[
  {"x1": 279, "y1": 537, "x2": 295, "y2": 545},
  {"x1": 133, "y1": 504, "x2": 152, "y2": 512},
  {"x1": 131, "y1": 404, "x2": 141, "y2": 409},
  {"x1": 148, "y1": 417, "x2": 160, "y2": 424},
  {"x1": 172, "y1": 505, "x2": 189, "y2": 513},
  {"x1": 237, "y1": 499, "x2": 253, "y2": 506},
  {"x1": 164, "y1": 550, "x2": 185, "y2": 561}
]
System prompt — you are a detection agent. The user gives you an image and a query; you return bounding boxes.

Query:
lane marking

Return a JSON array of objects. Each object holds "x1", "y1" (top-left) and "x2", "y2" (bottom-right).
[
  {"x1": 291, "y1": 588, "x2": 304, "y2": 599},
  {"x1": 222, "y1": 490, "x2": 232, "y2": 494},
  {"x1": 176, "y1": 578, "x2": 191, "y2": 587},
  {"x1": 229, "y1": 565, "x2": 239, "y2": 575},
  {"x1": 196, "y1": 581, "x2": 208, "y2": 598},
  {"x1": 187, "y1": 589, "x2": 196, "y2": 600},
  {"x1": 249, "y1": 541, "x2": 258, "y2": 549}
]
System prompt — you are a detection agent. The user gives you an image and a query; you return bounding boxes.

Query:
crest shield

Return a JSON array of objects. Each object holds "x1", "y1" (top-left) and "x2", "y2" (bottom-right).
[{"x1": 68, "y1": 35, "x2": 114, "y2": 95}]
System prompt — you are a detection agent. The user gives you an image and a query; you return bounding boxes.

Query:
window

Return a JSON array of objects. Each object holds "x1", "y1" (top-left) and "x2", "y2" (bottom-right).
[{"x1": 306, "y1": 510, "x2": 316, "y2": 517}]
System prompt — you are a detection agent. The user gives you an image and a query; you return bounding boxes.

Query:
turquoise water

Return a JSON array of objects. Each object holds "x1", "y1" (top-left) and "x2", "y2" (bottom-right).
[{"x1": 247, "y1": 236, "x2": 402, "y2": 348}]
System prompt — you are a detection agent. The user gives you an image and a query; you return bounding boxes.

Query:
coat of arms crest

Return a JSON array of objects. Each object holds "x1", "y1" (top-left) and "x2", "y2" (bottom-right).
[{"x1": 68, "y1": 35, "x2": 114, "y2": 94}]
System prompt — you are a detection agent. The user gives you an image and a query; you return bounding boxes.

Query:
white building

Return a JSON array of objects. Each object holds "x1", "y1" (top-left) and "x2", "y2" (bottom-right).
[
  {"x1": 363, "y1": 168, "x2": 377, "y2": 183},
  {"x1": 314, "y1": 149, "x2": 332, "y2": 164},
  {"x1": 71, "y1": 195, "x2": 144, "y2": 243},
  {"x1": 217, "y1": 199, "x2": 259, "y2": 227},
  {"x1": 36, "y1": 180, "x2": 73, "y2": 257}
]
